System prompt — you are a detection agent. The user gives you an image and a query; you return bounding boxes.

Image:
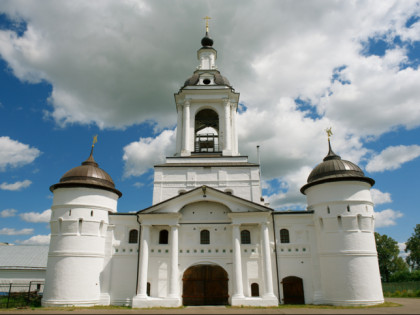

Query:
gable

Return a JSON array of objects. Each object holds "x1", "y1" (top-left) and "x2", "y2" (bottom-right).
[
  {"x1": 139, "y1": 185, "x2": 272, "y2": 215},
  {"x1": 180, "y1": 201, "x2": 230, "y2": 223}
]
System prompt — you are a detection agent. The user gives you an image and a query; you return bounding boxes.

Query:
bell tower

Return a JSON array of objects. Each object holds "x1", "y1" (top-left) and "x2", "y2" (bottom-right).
[
  {"x1": 153, "y1": 27, "x2": 263, "y2": 204},
  {"x1": 174, "y1": 27, "x2": 240, "y2": 157}
]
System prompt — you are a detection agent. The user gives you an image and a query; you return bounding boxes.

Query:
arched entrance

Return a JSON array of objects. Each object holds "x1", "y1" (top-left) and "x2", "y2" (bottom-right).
[
  {"x1": 182, "y1": 264, "x2": 229, "y2": 306},
  {"x1": 282, "y1": 276, "x2": 305, "y2": 304}
]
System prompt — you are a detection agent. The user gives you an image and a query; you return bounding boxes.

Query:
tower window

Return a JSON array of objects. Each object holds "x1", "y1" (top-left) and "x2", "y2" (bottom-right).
[
  {"x1": 241, "y1": 230, "x2": 251, "y2": 244},
  {"x1": 159, "y1": 229, "x2": 169, "y2": 244},
  {"x1": 195, "y1": 109, "x2": 219, "y2": 153},
  {"x1": 347, "y1": 205, "x2": 350, "y2": 212},
  {"x1": 280, "y1": 229, "x2": 290, "y2": 243},
  {"x1": 200, "y1": 229, "x2": 210, "y2": 244},
  {"x1": 147, "y1": 282, "x2": 151, "y2": 296},
  {"x1": 129, "y1": 229, "x2": 138, "y2": 244},
  {"x1": 203, "y1": 78, "x2": 211, "y2": 85}
]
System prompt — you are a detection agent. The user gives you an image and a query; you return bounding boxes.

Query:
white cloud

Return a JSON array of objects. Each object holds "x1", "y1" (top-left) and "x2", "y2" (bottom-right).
[
  {"x1": 366, "y1": 145, "x2": 420, "y2": 172},
  {"x1": 374, "y1": 209, "x2": 403, "y2": 228},
  {"x1": 0, "y1": 208, "x2": 17, "y2": 217},
  {"x1": 370, "y1": 188, "x2": 392, "y2": 205},
  {"x1": 19, "y1": 209, "x2": 51, "y2": 223},
  {"x1": 0, "y1": 179, "x2": 32, "y2": 191},
  {"x1": 123, "y1": 129, "x2": 176, "y2": 177},
  {"x1": 398, "y1": 242, "x2": 408, "y2": 259},
  {"x1": 0, "y1": 137, "x2": 41, "y2": 171},
  {"x1": 17, "y1": 234, "x2": 50, "y2": 245},
  {"x1": 0, "y1": 228, "x2": 33, "y2": 235},
  {"x1": 1, "y1": 1, "x2": 420, "y2": 208}
]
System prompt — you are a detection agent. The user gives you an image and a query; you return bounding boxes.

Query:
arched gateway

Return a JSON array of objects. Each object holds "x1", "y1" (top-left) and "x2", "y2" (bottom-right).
[{"x1": 182, "y1": 264, "x2": 229, "y2": 306}]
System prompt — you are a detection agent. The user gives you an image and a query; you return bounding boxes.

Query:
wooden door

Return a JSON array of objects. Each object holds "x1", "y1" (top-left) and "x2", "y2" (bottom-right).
[
  {"x1": 182, "y1": 265, "x2": 229, "y2": 305},
  {"x1": 282, "y1": 276, "x2": 305, "y2": 304}
]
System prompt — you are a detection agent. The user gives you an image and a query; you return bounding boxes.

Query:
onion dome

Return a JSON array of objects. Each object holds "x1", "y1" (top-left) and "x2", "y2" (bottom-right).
[
  {"x1": 50, "y1": 148, "x2": 122, "y2": 197},
  {"x1": 201, "y1": 31, "x2": 214, "y2": 47},
  {"x1": 300, "y1": 140, "x2": 374, "y2": 194}
]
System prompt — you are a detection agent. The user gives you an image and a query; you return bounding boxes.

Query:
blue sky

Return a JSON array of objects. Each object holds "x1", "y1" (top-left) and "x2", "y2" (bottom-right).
[{"x1": 0, "y1": 1, "x2": 419, "y2": 253}]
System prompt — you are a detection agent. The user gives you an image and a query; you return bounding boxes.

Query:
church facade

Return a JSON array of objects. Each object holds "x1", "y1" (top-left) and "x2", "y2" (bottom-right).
[{"x1": 41, "y1": 31, "x2": 384, "y2": 308}]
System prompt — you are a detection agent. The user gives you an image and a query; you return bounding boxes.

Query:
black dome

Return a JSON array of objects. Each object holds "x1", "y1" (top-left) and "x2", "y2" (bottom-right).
[
  {"x1": 50, "y1": 149, "x2": 122, "y2": 197},
  {"x1": 300, "y1": 140, "x2": 374, "y2": 194},
  {"x1": 201, "y1": 32, "x2": 213, "y2": 47}
]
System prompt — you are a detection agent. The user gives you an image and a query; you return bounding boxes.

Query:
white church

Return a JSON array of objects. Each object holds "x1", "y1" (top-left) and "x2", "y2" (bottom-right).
[{"x1": 41, "y1": 29, "x2": 384, "y2": 308}]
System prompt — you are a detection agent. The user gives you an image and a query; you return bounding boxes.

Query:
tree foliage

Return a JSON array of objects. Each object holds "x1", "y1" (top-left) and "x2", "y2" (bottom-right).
[
  {"x1": 375, "y1": 232, "x2": 408, "y2": 282},
  {"x1": 405, "y1": 224, "x2": 420, "y2": 270}
]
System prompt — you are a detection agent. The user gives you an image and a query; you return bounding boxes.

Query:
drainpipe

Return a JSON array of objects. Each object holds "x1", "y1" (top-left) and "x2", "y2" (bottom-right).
[
  {"x1": 272, "y1": 212, "x2": 281, "y2": 303},
  {"x1": 135, "y1": 214, "x2": 142, "y2": 295}
]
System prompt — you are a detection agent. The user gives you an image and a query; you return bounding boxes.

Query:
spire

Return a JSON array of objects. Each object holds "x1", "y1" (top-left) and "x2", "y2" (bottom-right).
[
  {"x1": 323, "y1": 128, "x2": 340, "y2": 161},
  {"x1": 82, "y1": 135, "x2": 99, "y2": 167},
  {"x1": 323, "y1": 138, "x2": 341, "y2": 161},
  {"x1": 201, "y1": 16, "x2": 214, "y2": 47}
]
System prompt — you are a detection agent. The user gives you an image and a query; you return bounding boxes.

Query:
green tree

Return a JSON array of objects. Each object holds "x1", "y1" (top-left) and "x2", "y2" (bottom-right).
[
  {"x1": 405, "y1": 224, "x2": 420, "y2": 270},
  {"x1": 375, "y1": 232, "x2": 408, "y2": 282}
]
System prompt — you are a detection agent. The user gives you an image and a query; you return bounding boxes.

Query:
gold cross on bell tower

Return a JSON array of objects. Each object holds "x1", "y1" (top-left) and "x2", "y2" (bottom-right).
[{"x1": 203, "y1": 16, "x2": 211, "y2": 33}]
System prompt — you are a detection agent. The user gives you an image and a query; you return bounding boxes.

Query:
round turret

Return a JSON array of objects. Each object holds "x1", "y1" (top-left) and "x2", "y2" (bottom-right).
[
  {"x1": 301, "y1": 140, "x2": 374, "y2": 194},
  {"x1": 42, "y1": 147, "x2": 121, "y2": 307},
  {"x1": 50, "y1": 149, "x2": 122, "y2": 197}
]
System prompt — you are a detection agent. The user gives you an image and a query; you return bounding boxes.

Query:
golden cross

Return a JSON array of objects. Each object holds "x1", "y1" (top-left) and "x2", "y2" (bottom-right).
[
  {"x1": 325, "y1": 127, "x2": 333, "y2": 140},
  {"x1": 203, "y1": 16, "x2": 211, "y2": 33},
  {"x1": 92, "y1": 135, "x2": 98, "y2": 147}
]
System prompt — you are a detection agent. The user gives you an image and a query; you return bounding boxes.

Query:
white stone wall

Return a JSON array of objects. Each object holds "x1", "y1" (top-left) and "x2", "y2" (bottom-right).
[
  {"x1": 106, "y1": 214, "x2": 139, "y2": 306},
  {"x1": 153, "y1": 165, "x2": 261, "y2": 204},
  {"x1": 273, "y1": 213, "x2": 317, "y2": 304}
]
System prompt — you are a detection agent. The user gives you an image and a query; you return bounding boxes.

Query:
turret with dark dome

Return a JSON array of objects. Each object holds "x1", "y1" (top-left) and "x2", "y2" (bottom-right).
[
  {"x1": 300, "y1": 140, "x2": 374, "y2": 194},
  {"x1": 181, "y1": 29, "x2": 232, "y2": 89},
  {"x1": 201, "y1": 31, "x2": 214, "y2": 47},
  {"x1": 50, "y1": 148, "x2": 122, "y2": 197}
]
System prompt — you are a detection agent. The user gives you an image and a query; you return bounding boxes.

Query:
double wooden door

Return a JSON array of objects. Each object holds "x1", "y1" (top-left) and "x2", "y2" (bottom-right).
[{"x1": 182, "y1": 264, "x2": 229, "y2": 306}]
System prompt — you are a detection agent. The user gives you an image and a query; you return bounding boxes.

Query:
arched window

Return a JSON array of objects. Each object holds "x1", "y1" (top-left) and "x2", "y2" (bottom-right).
[
  {"x1": 251, "y1": 283, "x2": 259, "y2": 297},
  {"x1": 280, "y1": 229, "x2": 290, "y2": 243},
  {"x1": 200, "y1": 229, "x2": 210, "y2": 244},
  {"x1": 159, "y1": 229, "x2": 169, "y2": 244},
  {"x1": 129, "y1": 229, "x2": 138, "y2": 244},
  {"x1": 241, "y1": 230, "x2": 251, "y2": 244}
]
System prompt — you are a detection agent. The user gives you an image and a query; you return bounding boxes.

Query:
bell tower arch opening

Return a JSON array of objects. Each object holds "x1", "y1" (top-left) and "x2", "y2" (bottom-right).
[{"x1": 194, "y1": 109, "x2": 220, "y2": 153}]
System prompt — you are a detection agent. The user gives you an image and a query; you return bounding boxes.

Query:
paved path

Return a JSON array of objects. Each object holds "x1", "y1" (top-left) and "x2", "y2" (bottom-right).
[{"x1": 0, "y1": 298, "x2": 419, "y2": 314}]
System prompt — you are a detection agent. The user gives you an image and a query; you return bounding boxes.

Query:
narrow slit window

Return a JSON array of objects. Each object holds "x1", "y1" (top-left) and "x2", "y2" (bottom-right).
[{"x1": 147, "y1": 282, "x2": 151, "y2": 296}]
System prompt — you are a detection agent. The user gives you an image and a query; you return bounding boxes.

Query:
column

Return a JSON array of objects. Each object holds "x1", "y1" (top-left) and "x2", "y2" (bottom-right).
[
  {"x1": 176, "y1": 104, "x2": 182, "y2": 155},
  {"x1": 182, "y1": 100, "x2": 190, "y2": 153},
  {"x1": 261, "y1": 222, "x2": 275, "y2": 298},
  {"x1": 232, "y1": 224, "x2": 244, "y2": 298},
  {"x1": 231, "y1": 103, "x2": 237, "y2": 155},
  {"x1": 137, "y1": 224, "x2": 150, "y2": 298},
  {"x1": 168, "y1": 225, "x2": 179, "y2": 298},
  {"x1": 223, "y1": 99, "x2": 231, "y2": 153}
]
